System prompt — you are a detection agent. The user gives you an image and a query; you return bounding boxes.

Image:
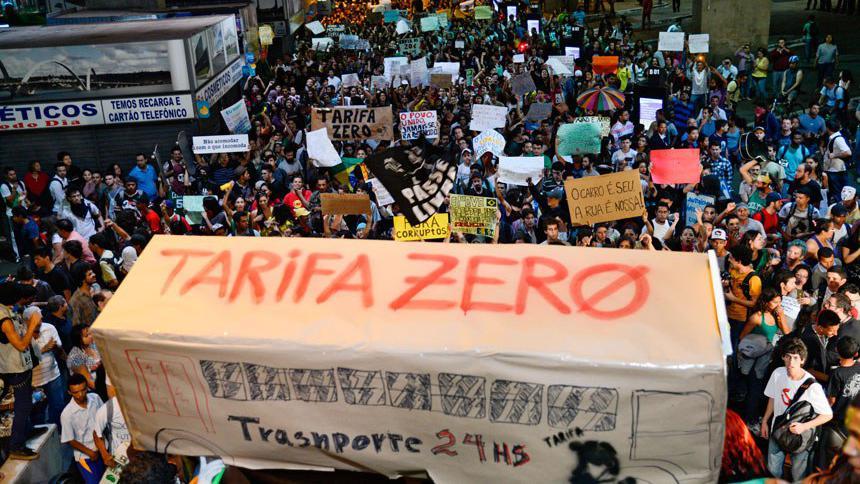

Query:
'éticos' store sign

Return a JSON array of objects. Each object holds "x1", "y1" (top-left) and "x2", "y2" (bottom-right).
[{"x1": 0, "y1": 94, "x2": 194, "y2": 131}]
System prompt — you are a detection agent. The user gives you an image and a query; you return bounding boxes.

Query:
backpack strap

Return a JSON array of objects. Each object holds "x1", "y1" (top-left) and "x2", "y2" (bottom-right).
[
  {"x1": 741, "y1": 272, "x2": 756, "y2": 300},
  {"x1": 786, "y1": 378, "x2": 816, "y2": 411}
]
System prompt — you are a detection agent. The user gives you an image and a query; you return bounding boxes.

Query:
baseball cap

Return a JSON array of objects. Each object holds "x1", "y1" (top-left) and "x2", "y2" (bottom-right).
[
  {"x1": 735, "y1": 202, "x2": 749, "y2": 210},
  {"x1": 710, "y1": 228, "x2": 727, "y2": 241},
  {"x1": 753, "y1": 125, "x2": 766, "y2": 132},
  {"x1": 842, "y1": 186, "x2": 857, "y2": 201},
  {"x1": 766, "y1": 192, "x2": 786, "y2": 205},
  {"x1": 211, "y1": 223, "x2": 225, "y2": 232},
  {"x1": 547, "y1": 187, "x2": 565, "y2": 199},
  {"x1": 789, "y1": 55, "x2": 800, "y2": 63}
]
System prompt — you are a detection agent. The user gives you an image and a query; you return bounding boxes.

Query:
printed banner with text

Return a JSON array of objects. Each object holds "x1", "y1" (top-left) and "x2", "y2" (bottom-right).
[
  {"x1": 192, "y1": 134, "x2": 249, "y2": 154},
  {"x1": 449, "y1": 194, "x2": 497, "y2": 236}
]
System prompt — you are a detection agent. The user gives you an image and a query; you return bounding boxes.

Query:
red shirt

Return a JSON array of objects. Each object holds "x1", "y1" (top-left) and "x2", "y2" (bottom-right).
[
  {"x1": 753, "y1": 209, "x2": 779, "y2": 234},
  {"x1": 284, "y1": 190, "x2": 312, "y2": 217},
  {"x1": 142, "y1": 208, "x2": 162, "y2": 234}
]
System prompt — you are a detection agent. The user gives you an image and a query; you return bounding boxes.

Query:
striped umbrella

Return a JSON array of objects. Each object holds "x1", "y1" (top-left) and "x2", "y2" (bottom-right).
[{"x1": 575, "y1": 87, "x2": 626, "y2": 112}]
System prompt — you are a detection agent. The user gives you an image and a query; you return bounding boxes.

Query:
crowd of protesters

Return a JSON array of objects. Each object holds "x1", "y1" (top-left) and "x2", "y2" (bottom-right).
[{"x1": 1, "y1": 0, "x2": 860, "y2": 482}]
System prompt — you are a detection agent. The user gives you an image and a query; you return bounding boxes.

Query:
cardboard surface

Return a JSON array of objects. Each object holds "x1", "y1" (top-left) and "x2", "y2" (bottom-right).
[
  {"x1": 321, "y1": 193, "x2": 372, "y2": 216},
  {"x1": 565, "y1": 170, "x2": 646, "y2": 226},
  {"x1": 93, "y1": 236, "x2": 726, "y2": 484}
]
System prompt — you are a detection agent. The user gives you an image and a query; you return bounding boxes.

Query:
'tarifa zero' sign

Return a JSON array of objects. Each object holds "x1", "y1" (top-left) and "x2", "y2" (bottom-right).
[{"x1": 0, "y1": 95, "x2": 194, "y2": 131}]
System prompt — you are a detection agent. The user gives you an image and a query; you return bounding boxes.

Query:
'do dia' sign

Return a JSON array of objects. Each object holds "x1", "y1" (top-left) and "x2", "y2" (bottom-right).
[{"x1": 93, "y1": 236, "x2": 726, "y2": 484}]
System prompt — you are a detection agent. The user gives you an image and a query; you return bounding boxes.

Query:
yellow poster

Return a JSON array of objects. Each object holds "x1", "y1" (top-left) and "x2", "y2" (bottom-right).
[{"x1": 393, "y1": 213, "x2": 449, "y2": 241}]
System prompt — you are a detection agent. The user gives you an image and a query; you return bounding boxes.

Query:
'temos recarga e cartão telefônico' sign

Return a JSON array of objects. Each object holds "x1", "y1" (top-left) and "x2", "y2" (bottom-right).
[{"x1": 0, "y1": 95, "x2": 194, "y2": 131}]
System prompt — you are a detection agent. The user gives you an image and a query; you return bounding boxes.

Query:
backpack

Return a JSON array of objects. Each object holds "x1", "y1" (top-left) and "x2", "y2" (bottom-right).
[
  {"x1": 99, "y1": 252, "x2": 125, "y2": 286},
  {"x1": 771, "y1": 378, "x2": 819, "y2": 453}
]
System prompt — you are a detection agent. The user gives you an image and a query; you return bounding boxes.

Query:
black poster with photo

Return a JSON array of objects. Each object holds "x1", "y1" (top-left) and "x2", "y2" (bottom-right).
[{"x1": 364, "y1": 143, "x2": 457, "y2": 226}]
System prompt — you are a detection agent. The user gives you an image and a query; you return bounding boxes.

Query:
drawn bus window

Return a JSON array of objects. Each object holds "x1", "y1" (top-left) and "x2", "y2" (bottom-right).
[
  {"x1": 126, "y1": 350, "x2": 214, "y2": 433},
  {"x1": 630, "y1": 390, "x2": 715, "y2": 475}
]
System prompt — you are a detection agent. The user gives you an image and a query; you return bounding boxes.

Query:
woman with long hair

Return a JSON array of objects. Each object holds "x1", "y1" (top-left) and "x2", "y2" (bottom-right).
[
  {"x1": 23, "y1": 161, "x2": 50, "y2": 214},
  {"x1": 720, "y1": 409, "x2": 768, "y2": 483},
  {"x1": 67, "y1": 325, "x2": 106, "y2": 402},
  {"x1": 739, "y1": 287, "x2": 789, "y2": 424}
]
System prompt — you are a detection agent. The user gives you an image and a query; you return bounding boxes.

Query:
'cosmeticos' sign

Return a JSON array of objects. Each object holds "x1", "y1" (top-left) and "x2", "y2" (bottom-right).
[{"x1": 0, "y1": 95, "x2": 195, "y2": 131}]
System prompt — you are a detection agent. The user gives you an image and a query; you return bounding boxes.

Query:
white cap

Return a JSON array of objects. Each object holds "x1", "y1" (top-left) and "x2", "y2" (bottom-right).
[{"x1": 710, "y1": 228, "x2": 727, "y2": 241}]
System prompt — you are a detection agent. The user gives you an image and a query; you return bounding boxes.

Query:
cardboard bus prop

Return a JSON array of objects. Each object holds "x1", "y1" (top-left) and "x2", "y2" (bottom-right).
[{"x1": 92, "y1": 236, "x2": 728, "y2": 483}]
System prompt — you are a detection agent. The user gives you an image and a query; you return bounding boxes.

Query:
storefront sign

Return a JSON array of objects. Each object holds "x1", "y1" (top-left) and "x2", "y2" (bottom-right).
[
  {"x1": 0, "y1": 101, "x2": 104, "y2": 130},
  {"x1": 102, "y1": 95, "x2": 193, "y2": 124},
  {"x1": 196, "y1": 58, "x2": 245, "y2": 107}
]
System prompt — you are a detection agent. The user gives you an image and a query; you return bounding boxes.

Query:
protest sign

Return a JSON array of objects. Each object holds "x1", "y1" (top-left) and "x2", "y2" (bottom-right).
[
  {"x1": 221, "y1": 99, "x2": 251, "y2": 134},
  {"x1": 513, "y1": 54, "x2": 525, "y2": 63},
  {"x1": 782, "y1": 296, "x2": 801, "y2": 321},
  {"x1": 455, "y1": 40, "x2": 465, "y2": 49},
  {"x1": 393, "y1": 213, "x2": 450, "y2": 241},
  {"x1": 176, "y1": 195, "x2": 205, "y2": 224},
  {"x1": 384, "y1": 56, "x2": 409, "y2": 80},
  {"x1": 368, "y1": 178, "x2": 395, "y2": 205},
  {"x1": 399, "y1": 111, "x2": 438, "y2": 140},
  {"x1": 305, "y1": 21, "x2": 325, "y2": 35},
  {"x1": 474, "y1": 5, "x2": 493, "y2": 19},
  {"x1": 430, "y1": 62, "x2": 460, "y2": 82},
  {"x1": 524, "y1": 102, "x2": 552, "y2": 122},
  {"x1": 383, "y1": 9, "x2": 402, "y2": 22},
  {"x1": 565, "y1": 170, "x2": 646, "y2": 226},
  {"x1": 449, "y1": 194, "x2": 497, "y2": 236},
  {"x1": 685, "y1": 192, "x2": 715, "y2": 227},
  {"x1": 321, "y1": 193, "x2": 371, "y2": 216},
  {"x1": 339, "y1": 34, "x2": 361, "y2": 49},
  {"x1": 192, "y1": 135, "x2": 249, "y2": 154},
  {"x1": 472, "y1": 130, "x2": 506, "y2": 158},
  {"x1": 396, "y1": 19, "x2": 411, "y2": 34},
  {"x1": 94, "y1": 235, "x2": 725, "y2": 484},
  {"x1": 371, "y1": 75, "x2": 389, "y2": 91},
  {"x1": 498, "y1": 156, "x2": 544, "y2": 186},
  {"x1": 592, "y1": 56, "x2": 619, "y2": 74},
  {"x1": 689, "y1": 34, "x2": 710, "y2": 54},
  {"x1": 437, "y1": 12, "x2": 449, "y2": 28},
  {"x1": 364, "y1": 144, "x2": 456, "y2": 225},
  {"x1": 399, "y1": 37, "x2": 421, "y2": 56},
  {"x1": 306, "y1": 128, "x2": 342, "y2": 168},
  {"x1": 259, "y1": 25, "x2": 274, "y2": 46},
  {"x1": 511, "y1": 73, "x2": 537, "y2": 97},
  {"x1": 545, "y1": 57, "x2": 573, "y2": 75},
  {"x1": 565, "y1": 46, "x2": 580, "y2": 59},
  {"x1": 311, "y1": 37, "x2": 334, "y2": 51},
  {"x1": 469, "y1": 104, "x2": 507, "y2": 132},
  {"x1": 658, "y1": 31, "x2": 685, "y2": 52},
  {"x1": 429, "y1": 73, "x2": 453, "y2": 89},
  {"x1": 573, "y1": 116, "x2": 611, "y2": 137},
  {"x1": 342, "y1": 73, "x2": 360, "y2": 87},
  {"x1": 311, "y1": 106, "x2": 394, "y2": 141},
  {"x1": 410, "y1": 58, "x2": 429, "y2": 87},
  {"x1": 325, "y1": 24, "x2": 345, "y2": 37},
  {"x1": 420, "y1": 15, "x2": 440, "y2": 32},
  {"x1": 556, "y1": 122, "x2": 602, "y2": 156},
  {"x1": 650, "y1": 149, "x2": 702, "y2": 185}
]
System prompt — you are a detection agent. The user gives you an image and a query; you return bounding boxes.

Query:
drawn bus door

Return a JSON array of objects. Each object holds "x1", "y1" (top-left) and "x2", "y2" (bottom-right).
[{"x1": 126, "y1": 350, "x2": 215, "y2": 434}]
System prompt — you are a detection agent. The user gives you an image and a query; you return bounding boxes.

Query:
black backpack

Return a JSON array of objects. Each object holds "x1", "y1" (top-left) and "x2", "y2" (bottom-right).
[{"x1": 771, "y1": 378, "x2": 819, "y2": 453}]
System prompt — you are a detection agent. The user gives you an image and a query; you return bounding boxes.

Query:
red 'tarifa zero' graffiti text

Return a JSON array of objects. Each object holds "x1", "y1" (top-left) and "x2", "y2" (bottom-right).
[{"x1": 159, "y1": 249, "x2": 650, "y2": 320}]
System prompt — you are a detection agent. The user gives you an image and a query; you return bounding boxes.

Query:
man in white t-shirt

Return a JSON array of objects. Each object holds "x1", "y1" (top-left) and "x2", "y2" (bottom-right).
[
  {"x1": 27, "y1": 307, "x2": 65, "y2": 427},
  {"x1": 762, "y1": 338, "x2": 833, "y2": 480},
  {"x1": 94, "y1": 384, "x2": 130, "y2": 470},
  {"x1": 61, "y1": 374, "x2": 105, "y2": 483}
]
